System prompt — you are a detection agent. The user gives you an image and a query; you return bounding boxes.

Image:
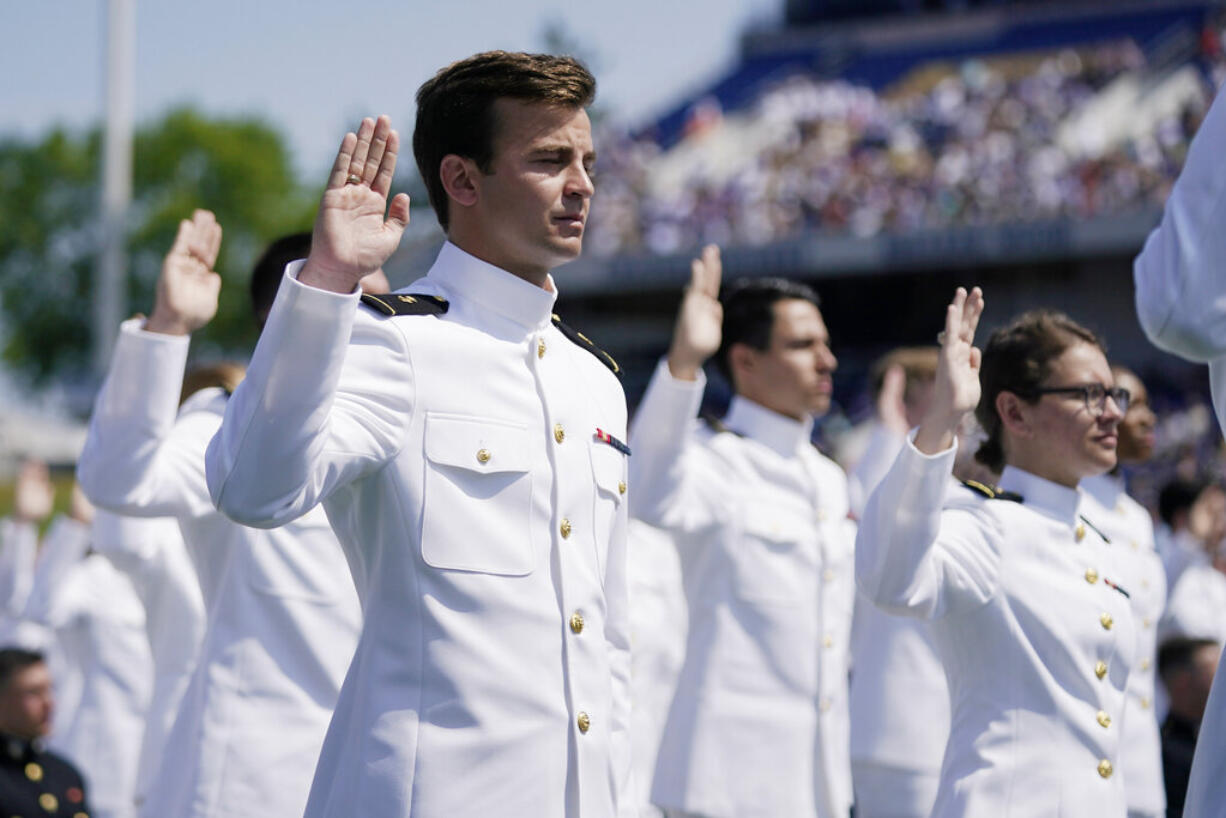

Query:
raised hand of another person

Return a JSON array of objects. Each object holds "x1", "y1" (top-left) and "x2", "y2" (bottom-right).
[
  {"x1": 145, "y1": 209, "x2": 223, "y2": 336},
  {"x1": 667, "y1": 245, "x2": 723, "y2": 381},
  {"x1": 300, "y1": 115, "x2": 411, "y2": 294},
  {"x1": 915, "y1": 287, "x2": 985, "y2": 455},
  {"x1": 877, "y1": 363, "x2": 910, "y2": 437},
  {"x1": 68, "y1": 483, "x2": 94, "y2": 526},
  {"x1": 13, "y1": 459, "x2": 53, "y2": 524}
]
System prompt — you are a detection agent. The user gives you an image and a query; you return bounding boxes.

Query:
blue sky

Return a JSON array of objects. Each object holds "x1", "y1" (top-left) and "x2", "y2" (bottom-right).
[{"x1": 2, "y1": 0, "x2": 780, "y2": 176}]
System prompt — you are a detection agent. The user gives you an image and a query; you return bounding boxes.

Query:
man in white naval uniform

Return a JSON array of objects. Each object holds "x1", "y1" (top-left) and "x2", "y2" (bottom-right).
[
  {"x1": 77, "y1": 210, "x2": 362, "y2": 818},
  {"x1": 1080, "y1": 367, "x2": 1166, "y2": 818},
  {"x1": 628, "y1": 248, "x2": 854, "y2": 818},
  {"x1": 1134, "y1": 78, "x2": 1226, "y2": 818},
  {"x1": 206, "y1": 52, "x2": 634, "y2": 817}
]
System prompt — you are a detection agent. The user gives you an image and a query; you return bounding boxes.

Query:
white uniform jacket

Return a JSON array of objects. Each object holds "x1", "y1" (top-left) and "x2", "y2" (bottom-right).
[
  {"x1": 91, "y1": 510, "x2": 206, "y2": 811},
  {"x1": 76, "y1": 320, "x2": 361, "y2": 818},
  {"x1": 857, "y1": 437, "x2": 1136, "y2": 817},
  {"x1": 22, "y1": 516, "x2": 151, "y2": 818},
  {"x1": 628, "y1": 363, "x2": 856, "y2": 818},
  {"x1": 1081, "y1": 474, "x2": 1167, "y2": 817},
  {"x1": 206, "y1": 242, "x2": 635, "y2": 818}
]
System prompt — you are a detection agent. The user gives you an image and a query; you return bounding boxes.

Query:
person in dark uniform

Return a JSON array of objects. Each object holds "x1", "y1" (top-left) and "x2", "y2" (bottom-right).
[{"x1": 0, "y1": 648, "x2": 91, "y2": 816}]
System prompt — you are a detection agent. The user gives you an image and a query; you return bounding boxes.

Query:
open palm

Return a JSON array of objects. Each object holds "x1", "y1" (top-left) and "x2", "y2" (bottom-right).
[{"x1": 301, "y1": 116, "x2": 411, "y2": 293}]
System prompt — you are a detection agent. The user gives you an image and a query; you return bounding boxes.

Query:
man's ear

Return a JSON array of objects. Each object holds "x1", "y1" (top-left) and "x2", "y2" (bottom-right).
[
  {"x1": 996, "y1": 391, "x2": 1032, "y2": 439},
  {"x1": 439, "y1": 155, "x2": 480, "y2": 209},
  {"x1": 729, "y1": 343, "x2": 756, "y2": 384}
]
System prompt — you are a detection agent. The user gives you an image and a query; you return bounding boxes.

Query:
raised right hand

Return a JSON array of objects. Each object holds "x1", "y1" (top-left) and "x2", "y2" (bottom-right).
[
  {"x1": 13, "y1": 459, "x2": 53, "y2": 524},
  {"x1": 667, "y1": 244, "x2": 723, "y2": 381},
  {"x1": 915, "y1": 287, "x2": 984, "y2": 454},
  {"x1": 300, "y1": 115, "x2": 411, "y2": 293},
  {"x1": 145, "y1": 209, "x2": 223, "y2": 336}
]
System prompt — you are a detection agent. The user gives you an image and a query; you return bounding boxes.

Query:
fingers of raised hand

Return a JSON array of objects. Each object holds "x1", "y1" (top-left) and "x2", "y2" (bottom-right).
[
  {"x1": 372, "y1": 127, "x2": 400, "y2": 198},
  {"x1": 689, "y1": 244, "x2": 722, "y2": 298},
  {"x1": 348, "y1": 117, "x2": 377, "y2": 183},
  {"x1": 363, "y1": 116, "x2": 394, "y2": 187},
  {"x1": 328, "y1": 132, "x2": 359, "y2": 189}
]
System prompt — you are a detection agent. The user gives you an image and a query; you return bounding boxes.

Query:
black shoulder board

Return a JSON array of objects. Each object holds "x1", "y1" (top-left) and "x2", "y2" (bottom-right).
[
  {"x1": 551, "y1": 314, "x2": 622, "y2": 379},
  {"x1": 360, "y1": 293, "x2": 449, "y2": 317},
  {"x1": 962, "y1": 479, "x2": 1024, "y2": 503}
]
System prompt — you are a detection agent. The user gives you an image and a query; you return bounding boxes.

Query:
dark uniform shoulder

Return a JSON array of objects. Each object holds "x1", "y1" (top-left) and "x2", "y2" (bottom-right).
[
  {"x1": 960, "y1": 479, "x2": 1024, "y2": 503},
  {"x1": 551, "y1": 313, "x2": 622, "y2": 380},
  {"x1": 0, "y1": 737, "x2": 90, "y2": 816},
  {"x1": 360, "y1": 292, "x2": 449, "y2": 317}
]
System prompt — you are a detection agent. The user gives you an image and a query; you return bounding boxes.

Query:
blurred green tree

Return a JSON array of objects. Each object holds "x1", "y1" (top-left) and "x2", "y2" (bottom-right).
[{"x1": 0, "y1": 107, "x2": 316, "y2": 385}]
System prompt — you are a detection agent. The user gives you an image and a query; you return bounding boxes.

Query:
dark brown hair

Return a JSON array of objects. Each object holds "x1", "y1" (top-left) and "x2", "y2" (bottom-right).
[
  {"x1": 974, "y1": 309, "x2": 1103, "y2": 472},
  {"x1": 413, "y1": 51, "x2": 596, "y2": 231},
  {"x1": 714, "y1": 278, "x2": 821, "y2": 386}
]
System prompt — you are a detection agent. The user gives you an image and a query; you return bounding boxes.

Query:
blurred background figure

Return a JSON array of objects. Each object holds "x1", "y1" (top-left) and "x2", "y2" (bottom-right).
[
  {"x1": 0, "y1": 462, "x2": 50, "y2": 643},
  {"x1": 627, "y1": 519, "x2": 688, "y2": 818},
  {"x1": 0, "y1": 647, "x2": 92, "y2": 817},
  {"x1": 1159, "y1": 479, "x2": 1226, "y2": 646},
  {"x1": 1157, "y1": 637, "x2": 1221, "y2": 818},
  {"x1": 846, "y1": 347, "x2": 948, "y2": 818},
  {"x1": 1081, "y1": 365, "x2": 1166, "y2": 818},
  {"x1": 17, "y1": 483, "x2": 150, "y2": 818}
]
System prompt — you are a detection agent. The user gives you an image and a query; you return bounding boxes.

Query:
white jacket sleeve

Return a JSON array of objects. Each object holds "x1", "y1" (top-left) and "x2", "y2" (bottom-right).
[
  {"x1": 21, "y1": 516, "x2": 91, "y2": 627},
  {"x1": 855, "y1": 434, "x2": 1001, "y2": 619},
  {"x1": 76, "y1": 319, "x2": 217, "y2": 518},
  {"x1": 1134, "y1": 82, "x2": 1226, "y2": 362},
  {"x1": 0, "y1": 518, "x2": 38, "y2": 619},
  {"x1": 626, "y1": 360, "x2": 718, "y2": 533},
  {"x1": 207, "y1": 265, "x2": 413, "y2": 528}
]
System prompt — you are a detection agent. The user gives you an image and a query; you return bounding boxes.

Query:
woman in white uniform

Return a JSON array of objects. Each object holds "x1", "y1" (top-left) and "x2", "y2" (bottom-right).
[{"x1": 857, "y1": 289, "x2": 1136, "y2": 817}]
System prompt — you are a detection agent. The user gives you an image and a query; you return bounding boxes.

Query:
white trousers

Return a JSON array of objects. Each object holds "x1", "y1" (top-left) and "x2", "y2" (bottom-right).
[{"x1": 852, "y1": 760, "x2": 940, "y2": 818}]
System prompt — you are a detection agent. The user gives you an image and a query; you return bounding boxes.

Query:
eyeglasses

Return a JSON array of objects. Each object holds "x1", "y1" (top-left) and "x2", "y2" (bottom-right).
[{"x1": 1031, "y1": 384, "x2": 1130, "y2": 416}]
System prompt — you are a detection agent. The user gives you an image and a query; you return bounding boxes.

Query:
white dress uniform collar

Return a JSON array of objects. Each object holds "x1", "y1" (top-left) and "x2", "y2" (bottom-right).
[
  {"x1": 998, "y1": 465, "x2": 1081, "y2": 526},
  {"x1": 426, "y1": 241, "x2": 558, "y2": 331},
  {"x1": 1082, "y1": 472, "x2": 1126, "y2": 514},
  {"x1": 722, "y1": 396, "x2": 815, "y2": 458}
]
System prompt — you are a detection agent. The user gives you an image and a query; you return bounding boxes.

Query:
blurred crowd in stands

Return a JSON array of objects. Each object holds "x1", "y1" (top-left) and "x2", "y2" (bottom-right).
[{"x1": 586, "y1": 23, "x2": 1226, "y2": 256}]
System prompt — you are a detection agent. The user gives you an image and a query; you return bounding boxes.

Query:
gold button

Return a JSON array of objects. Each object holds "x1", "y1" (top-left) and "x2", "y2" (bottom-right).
[
  {"x1": 1130, "y1": 540, "x2": 1139, "y2": 551},
  {"x1": 570, "y1": 612, "x2": 584, "y2": 634},
  {"x1": 1074, "y1": 523, "x2": 1086, "y2": 542},
  {"x1": 39, "y1": 793, "x2": 58, "y2": 812},
  {"x1": 617, "y1": 481, "x2": 626, "y2": 495},
  {"x1": 1140, "y1": 658, "x2": 1151, "y2": 671},
  {"x1": 554, "y1": 423, "x2": 565, "y2": 444},
  {"x1": 538, "y1": 337, "x2": 546, "y2": 358},
  {"x1": 1096, "y1": 710, "x2": 1111, "y2": 728},
  {"x1": 817, "y1": 509, "x2": 828, "y2": 522},
  {"x1": 25, "y1": 762, "x2": 42, "y2": 782},
  {"x1": 823, "y1": 568, "x2": 835, "y2": 583},
  {"x1": 1141, "y1": 696, "x2": 1152, "y2": 710},
  {"x1": 1142, "y1": 617, "x2": 1152, "y2": 629},
  {"x1": 1084, "y1": 568, "x2": 1098, "y2": 584},
  {"x1": 577, "y1": 711, "x2": 591, "y2": 733},
  {"x1": 1100, "y1": 613, "x2": 1113, "y2": 630},
  {"x1": 819, "y1": 697, "x2": 832, "y2": 713},
  {"x1": 476, "y1": 448, "x2": 491, "y2": 464},
  {"x1": 560, "y1": 519, "x2": 572, "y2": 539},
  {"x1": 1142, "y1": 578, "x2": 1151, "y2": 589},
  {"x1": 1097, "y1": 759, "x2": 1113, "y2": 779},
  {"x1": 1095, "y1": 660, "x2": 1108, "y2": 680},
  {"x1": 823, "y1": 635, "x2": 834, "y2": 649}
]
